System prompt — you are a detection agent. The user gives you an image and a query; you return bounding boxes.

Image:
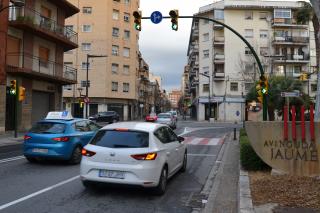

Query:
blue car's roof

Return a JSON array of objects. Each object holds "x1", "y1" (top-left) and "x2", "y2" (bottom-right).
[{"x1": 36, "y1": 118, "x2": 87, "y2": 124}]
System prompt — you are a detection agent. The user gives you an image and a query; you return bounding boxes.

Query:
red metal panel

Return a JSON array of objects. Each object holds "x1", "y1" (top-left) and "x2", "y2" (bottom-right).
[
  {"x1": 291, "y1": 106, "x2": 296, "y2": 141},
  {"x1": 284, "y1": 105, "x2": 288, "y2": 141},
  {"x1": 310, "y1": 104, "x2": 315, "y2": 142},
  {"x1": 301, "y1": 106, "x2": 305, "y2": 142}
]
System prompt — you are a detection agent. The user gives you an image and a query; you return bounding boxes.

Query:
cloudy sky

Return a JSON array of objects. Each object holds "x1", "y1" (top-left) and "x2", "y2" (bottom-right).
[{"x1": 139, "y1": 0, "x2": 213, "y2": 91}]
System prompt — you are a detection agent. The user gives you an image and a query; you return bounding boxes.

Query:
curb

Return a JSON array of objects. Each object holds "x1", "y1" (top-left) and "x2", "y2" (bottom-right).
[{"x1": 239, "y1": 169, "x2": 254, "y2": 213}]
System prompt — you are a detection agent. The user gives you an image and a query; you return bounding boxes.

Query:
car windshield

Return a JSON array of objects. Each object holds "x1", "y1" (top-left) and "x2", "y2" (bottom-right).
[
  {"x1": 171, "y1": 111, "x2": 177, "y2": 115},
  {"x1": 29, "y1": 122, "x2": 66, "y2": 134},
  {"x1": 99, "y1": 112, "x2": 114, "y2": 116},
  {"x1": 90, "y1": 130, "x2": 149, "y2": 148},
  {"x1": 158, "y1": 114, "x2": 171, "y2": 118}
]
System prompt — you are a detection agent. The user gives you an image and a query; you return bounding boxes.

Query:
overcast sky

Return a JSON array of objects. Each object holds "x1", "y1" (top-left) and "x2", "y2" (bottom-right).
[{"x1": 139, "y1": 0, "x2": 213, "y2": 92}]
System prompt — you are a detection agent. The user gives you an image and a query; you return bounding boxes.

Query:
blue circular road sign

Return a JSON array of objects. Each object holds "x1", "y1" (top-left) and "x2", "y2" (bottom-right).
[{"x1": 150, "y1": 11, "x2": 163, "y2": 24}]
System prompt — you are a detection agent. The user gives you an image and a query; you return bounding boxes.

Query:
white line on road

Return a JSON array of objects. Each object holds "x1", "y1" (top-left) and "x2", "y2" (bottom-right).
[
  {"x1": 187, "y1": 154, "x2": 216, "y2": 157},
  {"x1": 0, "y1": 156, "x2": 25, "y2": 164},
  {"x1": 0, "y1": 175, "x2": 80, "y2": 211}
]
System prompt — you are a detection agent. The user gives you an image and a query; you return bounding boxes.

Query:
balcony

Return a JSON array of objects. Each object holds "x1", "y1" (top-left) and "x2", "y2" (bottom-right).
[
  {"x1": 273, "y1": 54, "x2": 310, "y2": 64},
  {"x1": 6, "y1": 52, "x2": 77, "y2": 85},
  {"x1": 272, "y1": 18, "x2": 308, "y2": 29},
  {"x1": 213, "y1": 37, "x2": 225, "y2": 46},
  {"x1": 273, "y1": 36, "x2": 309, "y2": 45},
  {"x1": 9, "y1": 7, "x2": 78, "y2": 51},
  {"x1": 214, "y1": 54, "x2": 225, "y2": 64}
]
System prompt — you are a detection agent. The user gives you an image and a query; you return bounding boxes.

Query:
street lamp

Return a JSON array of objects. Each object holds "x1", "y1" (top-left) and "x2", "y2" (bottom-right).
[
  {"x1": 199, "y1": 72, "x2": 211, "y2": 122},
  {"x1": 85, "y1": 54, "x2": 107, "y2": 118},
  {"x1": 0, "y1": 0, "x2": 25, "y2": 13}
]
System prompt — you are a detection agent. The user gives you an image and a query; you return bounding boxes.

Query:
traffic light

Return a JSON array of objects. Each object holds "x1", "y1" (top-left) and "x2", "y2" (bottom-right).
[
  {"x1": 133, "y1": 11, "x2": 142, "y2": 31},
  {"x1": 10, "y1": 80, "x2": 17, "y2": 95},
  {"x1": 256, "y1": 83, "x2": 263, "y2": 103},
  {"x1": 169, "y1": 10, "x2": 179, "y2": 31},
  {"x1": 19, "y1": 86, "x2": 26, "y2": 101},
  {"x1": 259, "y1": 76, "x2": 268, "y2": 95},
  {"x1": 79, "y1": 99, "x2": 84, "y2": 108},
  {"x1": 299, "y1": 73, "x2": 308, "y2": 81}
]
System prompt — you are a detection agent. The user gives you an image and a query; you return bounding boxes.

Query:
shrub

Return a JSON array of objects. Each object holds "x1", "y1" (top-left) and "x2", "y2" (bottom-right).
[{"x1": 240, "y1": 129, "x2": 271, "y2": 171}]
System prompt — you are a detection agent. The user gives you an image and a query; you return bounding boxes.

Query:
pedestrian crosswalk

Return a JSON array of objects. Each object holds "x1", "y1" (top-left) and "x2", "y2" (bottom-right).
[{"x1": 183, "y1": 136, "x2": 225, "y2": 146}]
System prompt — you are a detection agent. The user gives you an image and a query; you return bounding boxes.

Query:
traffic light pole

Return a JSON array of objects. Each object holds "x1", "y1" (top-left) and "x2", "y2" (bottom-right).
[
  {"x1": 14, "y1": 80, "x2": 19, "y2": 138},
  {"x1": 141, "y1": 15, "x2": 268, "y2": 120}
]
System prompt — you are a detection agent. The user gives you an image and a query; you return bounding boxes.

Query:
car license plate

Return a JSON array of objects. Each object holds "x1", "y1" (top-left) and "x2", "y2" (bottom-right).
[
  {"x1": 99, "y1": 170, "x2": 125, "y2": 179},
  {"x1": 32, "y1": 148, "x2": 48, "y2": 153}
]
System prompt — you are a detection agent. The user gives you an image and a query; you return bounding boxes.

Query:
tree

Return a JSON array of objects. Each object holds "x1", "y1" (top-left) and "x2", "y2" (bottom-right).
[{"x1": 246, "y1": 76, "x2": 312, "y2": 121}]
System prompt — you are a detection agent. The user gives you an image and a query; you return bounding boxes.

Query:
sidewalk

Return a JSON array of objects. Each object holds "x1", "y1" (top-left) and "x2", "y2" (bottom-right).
[{"x1": 0, "y1": 132, "x2": 24, "y2": 147}]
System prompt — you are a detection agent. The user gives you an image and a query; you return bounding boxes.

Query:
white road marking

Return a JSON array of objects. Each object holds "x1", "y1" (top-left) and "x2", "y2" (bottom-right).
[
  {"x1": 0, "y1": 156, "x2": 25, "y2": 164},
  {"x1": 187, "y1": 154, "x2": 216, "y2": 157},
  {"x1": 0, "y1": 175, "x2": 80, "y2": 211}
]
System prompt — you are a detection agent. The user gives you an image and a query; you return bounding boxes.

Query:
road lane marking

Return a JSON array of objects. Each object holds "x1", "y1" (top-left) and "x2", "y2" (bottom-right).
[
  {"x1": 187, "y1": 154, "x2": 216, "y2": 157},
  {"x1": 0, "y1": 175, "x2": 80, "y2": 211},
  {"x1": 0, "y1": 156, "x2": 25, "y2": 164}
]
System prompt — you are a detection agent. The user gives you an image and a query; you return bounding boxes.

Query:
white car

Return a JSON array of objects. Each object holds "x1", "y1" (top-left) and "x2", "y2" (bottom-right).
[{"x1": 80, "y1": 122, "x2": 187, "y2": 195}]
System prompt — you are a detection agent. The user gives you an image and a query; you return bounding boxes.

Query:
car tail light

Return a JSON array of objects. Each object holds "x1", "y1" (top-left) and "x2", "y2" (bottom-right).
[
  {"x1": 131, "y1": 152, "x2": 157, "y2": 160},
  {"x1": 154, "y1": 116, "x2": 158, "y2": 121},
  {"x1": 52, "y1": 137, "x2": 70, "y2": 142},
  {"x1": 24, "y1": 135, "x2": 32, "y2": 140},
  {"x1": 81, "y1": 148, "x2": 96, "y2": 157}
]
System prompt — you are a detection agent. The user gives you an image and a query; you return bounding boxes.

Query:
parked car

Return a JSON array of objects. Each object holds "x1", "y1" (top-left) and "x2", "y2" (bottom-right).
[
  {"x1": 167, "y1": 111, "x2": 178, "y2": 121},
  {"x1": 23, "y1": 112, "x2": 101, "y2": 164},
  {"x1": 89, "y1": 111, "x2": 120, "y2": 123},
  {"x1": 145, "y1": 113, "x2": 157, "y2": 122},
  {"x1": 80, "y1": 122, "x2": 187, "y2": 195},
  {"x1": 155, "y1": 113, "x2": 176, "y2": 129}
]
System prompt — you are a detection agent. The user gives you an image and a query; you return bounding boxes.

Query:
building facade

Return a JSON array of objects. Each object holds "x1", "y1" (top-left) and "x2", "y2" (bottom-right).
[
  {"x1": 0, "y1": 0, "x2": 79, "y2": 132},
  {"x1": 63, "y1": 0, "x2": 140, "y2": 121},
  {"x1": 168, "y1": 90, "x2": 182, "y2": 110},
  {"x1": 187, "y1": 0, "x2": 317, "y2": 121}
]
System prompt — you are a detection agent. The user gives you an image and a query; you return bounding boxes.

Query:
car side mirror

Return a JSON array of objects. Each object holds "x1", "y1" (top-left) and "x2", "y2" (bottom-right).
[{"x1": 178, "y1": 136, "x2": 185, "y2": 143}]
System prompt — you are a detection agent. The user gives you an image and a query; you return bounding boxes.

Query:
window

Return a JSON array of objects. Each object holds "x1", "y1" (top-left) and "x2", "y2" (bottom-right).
[
  {"x1": 82, "y1": 7, "x2": 92, "y2": 14},
  {"x1": 123, "y1": 65, "x2": 130, "y2": 74},
  {"x1": 293, "y1": 66, "x2": 301, "y2": 74},
  {"x1": 274, "y1": 9, "x2": 291, "y2": 19},
  {"x1": 88, "y1": 121, "x2": 100, "y2": 131},
  {"x1": 214, "y1": 10, "x2": 224, "y2": 20},
  {"x1": 260, "y1": 47, "x2": 268, "y2": 56},
  {"x1": 82, "y1": 25, "x2": 92, "y2": 32},
  {"x1": 245, "y1": 47, "x2": 252, "y2": 55},
  {"x1": 244, "y1": 29, "x2": 253, "y2": 38},
  {"x1": 112, "y1": 45, "x2": 119, "y2": 56},
  {"x1": 81, "y1": 80, "x2": 90, "y2": 87},
  {"x1": 124, "y1": 13, "x2": 130, "y2": 22},
  {"x1": 154, "y1": 127, "x2": 177, "y2": 143},
  {"x1": 74, "y1": 121, "x2": 90, "y2": 132},
  {"x1": 113, "y1": 9, "x2": 119, "y2": 20},
  {"x1": 113, "y1": 0, "x2": 120, "y2": 2},
  {"x1": 123, "y1": 47, "x2": 130, "y2": 57},
  {"x1": 203, "y1": 33, "x2": 209, "y2": 42},
  {"x1": 124, "y1": 30, "x2": 130, "y2": 39},
  {"x1": 202, "y1": 66, "x2": 209, "y2": 75},
  {"x1": 112, "y1": 27, "x2": 119, "y2": 37},
  {"x1": 245, "y1": 11, "x2": 253, "y2": 20},
  {"x1": 311, "y1": 84, "x2": 317, "y2": 92},
  {"x1": 112, "y1": 63, "x2": 119, "y2": 74},
  {"x1": 81, "y1": 43, "x2": 91, "y2": 51},
  {"x1": 65, "y1": 25, "x2": 73, "y2": 31},
  {"x1": 81, "y1": 62, "x2": 91, "y2": 70},
  {"x1": 230, "y1": 82, "x2": 238, "y2": 91},
  {"x1": 245, "y1": 83, "x2": 253, "y2": 91},
  {"x1": 63, "y1": 85, "x2": 72, "y2": 90},
  {"x1": 260, "y1": 30, "x2": 268, "y2": 38},
  {"x1": 203, "y1": 50, "x2": 209, "y2": 58},
  {"x1": 124, "y1": 0, "x2": 130, "y2": 4},
  {"x1": 123, "y1": 83, "x2": 129, "y2": 92},
  {"x1": 203, "y1": 84, "x2": 209, "y2": 92},
  {"x1": 112, "y1": 82, "x2": 118, "y2": 91},
  {"x1": 39, "y1": 46, "x2": 49, "y2": 67},
  {"x1": 64, "y1": 62, "x2": 73, "y2": 67},
  {"x1": 259, "y1": 12, "x2": 268, "y2": 20}
]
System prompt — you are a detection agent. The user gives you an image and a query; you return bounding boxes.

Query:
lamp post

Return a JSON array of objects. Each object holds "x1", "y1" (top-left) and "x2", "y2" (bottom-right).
[
  {"x1": 85, "y1": 54, "x2": 107, "y2": 118},
  {"x1": 199, "y1": 72, "x2": 211, "y2": 122},
  {"x1": 0, "y1": 0, "x2": 24, "y2": 13}
]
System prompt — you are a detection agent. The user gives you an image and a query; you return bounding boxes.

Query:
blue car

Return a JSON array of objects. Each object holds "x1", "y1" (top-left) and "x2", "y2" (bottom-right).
[{"x1": 23, "y1": 118, "x2": 101, "y2": 164}]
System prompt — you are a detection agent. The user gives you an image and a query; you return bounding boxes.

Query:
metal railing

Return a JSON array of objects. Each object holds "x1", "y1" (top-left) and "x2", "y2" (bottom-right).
[
  {"x1": 273, "y1": 36, "x2": 309, "y2": 43},
  {"x1": 276, "y1": 54, "x2": 310, "y2": 61},
  {"x1": 8, "y1": 6, "x2": 78, "y2": 44},
  {"x1": 6, "y1": 52, "x2": 77, "y2": 81}
]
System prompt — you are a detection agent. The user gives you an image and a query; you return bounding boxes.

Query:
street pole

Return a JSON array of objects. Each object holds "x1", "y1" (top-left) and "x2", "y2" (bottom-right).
[
  {"x1": 315, "y1": 71, "x2": 320, "y2": 121},
  {"x1": 85, "y1": 54, "x2": 89, "y2": 118},
  {"x1": 208, "y1": 75, "x2": 211, "y2": 122}
]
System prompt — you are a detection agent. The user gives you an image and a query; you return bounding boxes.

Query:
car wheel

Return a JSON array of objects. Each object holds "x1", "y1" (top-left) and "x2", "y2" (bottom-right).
[
  {"x1": 180, "y1": 152, "x2": 187, "y2": 173},
  {"x1": 69, "y1": 146, "x2": 82, "y2": 164},
  {"x1": 26, "y1": 156, "x2": 38, "y2": 163},
  {"x1": 153, "y1": 166, "x2": 168, "y2": 196}
]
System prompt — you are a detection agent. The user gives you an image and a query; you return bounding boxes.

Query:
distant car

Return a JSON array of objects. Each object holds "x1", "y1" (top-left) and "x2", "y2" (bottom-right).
[
  {"x1": 145, "y1": 113, "x2": 157, "y2": 122},
  {"x1": 23, "y1": 116, "x2": 101, "y2": 164},
  {"x1": 155, "y1": 113, "x2": 176, "y2": 129},
  {"x1": 89, "y1": 111, "x2": 120, "y2": 123},
  {"x1": 80, "y1": 122, "x2": 187, "y2": 195},
  {"x1": 167, "y1": 111, "x2": 178, "y2": 121}
]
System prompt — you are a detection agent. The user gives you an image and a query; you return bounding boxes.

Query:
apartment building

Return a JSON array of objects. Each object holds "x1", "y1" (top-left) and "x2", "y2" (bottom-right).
[
  {"x1": 168, "y1": 90, "x2": 182, "y2": 110},
  {"x1": 0, "y1": 0, "x2": 79, "y2": 132},
  {"x1": 63, "y1": 0, "x2": 139, "y2": 121},
  {"x1": 187, "y1": 0, "x2": 317, "y2": 121}
]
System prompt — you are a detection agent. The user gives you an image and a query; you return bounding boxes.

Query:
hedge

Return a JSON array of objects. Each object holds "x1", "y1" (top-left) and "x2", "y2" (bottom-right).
[{"x1": 240, "y1": 129, "x2": 271, "y2": 171}]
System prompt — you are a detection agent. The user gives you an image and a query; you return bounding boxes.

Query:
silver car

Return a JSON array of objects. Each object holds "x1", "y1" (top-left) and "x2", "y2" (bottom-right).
[{"x1": 155, "y1": 113, "x2": 176, "y2": 129}]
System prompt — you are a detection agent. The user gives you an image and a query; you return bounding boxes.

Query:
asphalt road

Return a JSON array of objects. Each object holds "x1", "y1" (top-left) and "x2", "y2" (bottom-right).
[{"x1": 0, "y1": 121, "x2": 235, "y2": 213}]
